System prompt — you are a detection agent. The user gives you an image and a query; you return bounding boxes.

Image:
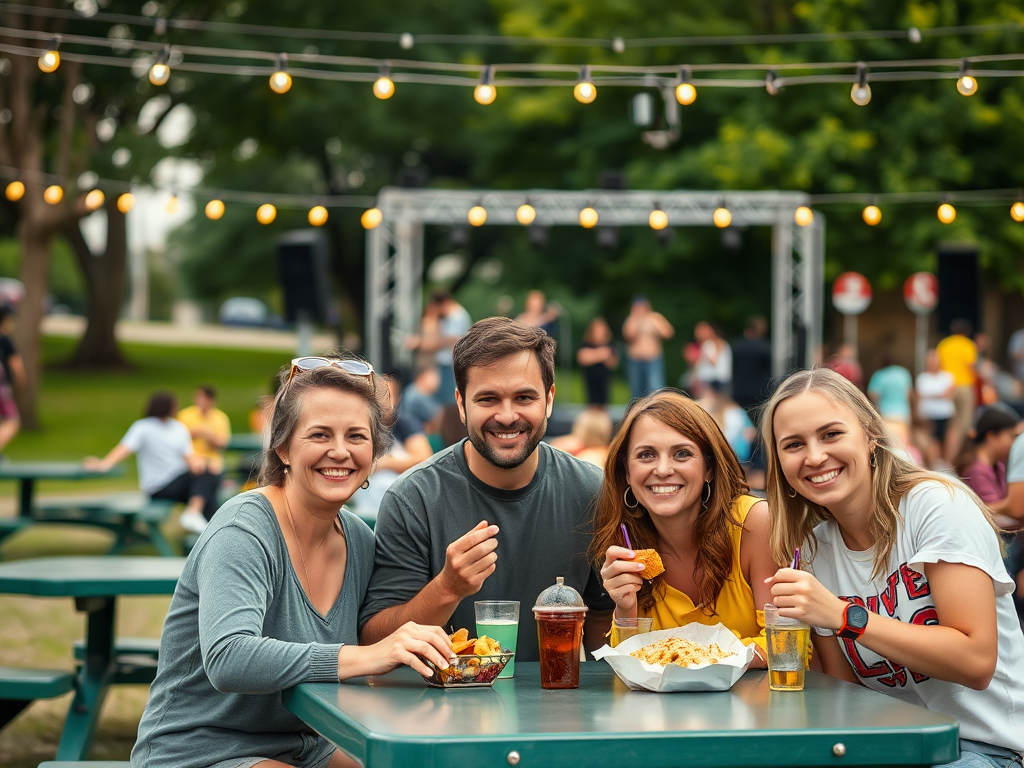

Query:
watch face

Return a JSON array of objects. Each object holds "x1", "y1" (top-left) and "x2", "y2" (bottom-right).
[{"x1": 847, "y1": 604, "x2": 869, "y2": 630}]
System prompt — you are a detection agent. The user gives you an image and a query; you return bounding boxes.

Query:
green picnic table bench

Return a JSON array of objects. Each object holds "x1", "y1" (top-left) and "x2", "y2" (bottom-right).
[
  {"x1": 0, "y1": 666, "x2": 76, "y2": 732},
  {"x1": 32, "y1": 493, "x2": 178, "y2": 557}
]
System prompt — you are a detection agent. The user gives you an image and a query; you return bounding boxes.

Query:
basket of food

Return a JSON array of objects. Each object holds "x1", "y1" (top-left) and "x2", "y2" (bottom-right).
[
  {"x1": 422, "y1": 629, "x2": 515, "y2": 688},
  {"x1": 592, "y1": 622, "x2": 755, "y2": 692}
]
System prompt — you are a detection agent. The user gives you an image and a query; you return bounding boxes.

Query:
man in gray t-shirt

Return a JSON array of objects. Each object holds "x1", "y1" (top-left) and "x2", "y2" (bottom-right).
[{"x1": 360, "y1": 317, "x2": 613, "y2": 661}]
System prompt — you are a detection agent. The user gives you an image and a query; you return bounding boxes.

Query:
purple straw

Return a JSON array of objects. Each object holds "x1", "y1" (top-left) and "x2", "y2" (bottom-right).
[
  {"x1": 791, "y1": 548, "x2": 801, "y2": 570},
  {"x1": 620, "y1": 523, "x2": 633, "y2": 551}
]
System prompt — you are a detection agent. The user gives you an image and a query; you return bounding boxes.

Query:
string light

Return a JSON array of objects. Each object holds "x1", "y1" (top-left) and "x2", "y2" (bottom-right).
[
  {"x1": 269, "y1": 53, "x2": 292, "y2": 94},
  {"x1": 84, "y1": 189, "x2": 105, "y2": 210},
  {"x1": 467, "y1": 204, "x2": 487, "y2": 226},
  {"x1": 862, "y1": 203, "x2": 882, "y2": 225},
  {"x1": 794, "y1": 206, "x2": 813, "y2": 226},
  {"x1": 5, "y1": 181, "x2": 24, "y2": 201},
  {"x1": 579, "y1": 206, "x2": 598, "y2": 228},
  {"x1": 574, "y1": 66, "x2": 596, "y2": 104},
  {"x1": 308, "y1": 205, "x2": 328, "y2": 226},
  {"x1": 675, "y1": 67, "x2": 696, "y2": 105},
  {"x1": 850, "y1": 62, "x2": 871, "y2": 106},
  {"x1": 165, "y1": 195, "x2": 179, "y2": 215},
  {"x1": 373, "y1": 64, "x2": 395, "y2": 100},
  {"x1": 1010, "y1": 201, "x2": 1024, "y2": 222},
  {"x1": 256, "y1": 203, "x2": 277, "y2": 224},
  {"x1": 713, "y1": 204, "x2": 732, "y2": 228},
  {"x1": 117, "y1": 192, "x2": 135, "y2": 213},
  {"x1": 43, "y1": 185, "x2": 63, "y2": 205},
  {"x1": 474, "y1": 65, "x2": 496, "y2": 105},
  {"x1": 956, "y1": 59, "x2": 977, "y2": 96},
  {"x1": 516, "y1": 203, "x2": 536, "y2": 225},
  {"x1": 205, "y1": 199, "x2": 225, "y2": 220},
  {"x1": 38, "y1": 37, "x2": 60, "y2": 73},
  {"x1": 937, "y1": 202, "x2": 956, "y2": 224},
  {"x1": 360, "y1": 207, "x2": 383, "y2": 229},
  {"x1": 649, "y1": 207, "x2": 668, "y2": 230},
  {"x1": 149, "y1": 47, "x2": 171, "y2": 86}
]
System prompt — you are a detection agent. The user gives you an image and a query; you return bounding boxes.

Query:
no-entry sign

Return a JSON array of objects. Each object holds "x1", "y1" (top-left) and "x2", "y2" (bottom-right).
[
  {"x1": 904, "y1": 272, "x2": 938, "y2": 315},
  {"x1": 832, "y1": 272, "x2": 872, "y2": 315}
]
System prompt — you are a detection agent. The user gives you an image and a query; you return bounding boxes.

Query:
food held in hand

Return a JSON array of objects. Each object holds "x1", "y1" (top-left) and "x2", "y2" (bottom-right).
[
  {"x1": 631, "y1": 549, "x2": 665, "y2": 578},
  {"x1": 630, "y1": 636, "x2": 735, "y2": 668}
]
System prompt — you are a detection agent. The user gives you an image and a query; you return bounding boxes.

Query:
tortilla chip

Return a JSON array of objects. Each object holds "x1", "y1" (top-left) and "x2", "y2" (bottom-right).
[
  {"x1": 632, "y1": 549, "x2": 666, "y2": 579},
  {"x1": 452, "y1": 638, "x2": 477, "y2": 654},
  {"x1": 449, "y1": 628, "x2": 469, "y2": 645},
  {"x1": 473, "y1": 636, "x2": 502, "y2": 656}
]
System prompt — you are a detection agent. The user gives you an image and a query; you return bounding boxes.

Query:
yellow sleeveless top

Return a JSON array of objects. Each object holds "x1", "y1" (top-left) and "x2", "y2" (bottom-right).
[{"x1": 643, "y1": 494, "x2": 766, "y2": 655}]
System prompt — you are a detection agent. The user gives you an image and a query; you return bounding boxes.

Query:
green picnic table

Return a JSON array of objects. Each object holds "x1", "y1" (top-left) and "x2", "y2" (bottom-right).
[
  {"x1": 32, "y1": 492, "x2": 178, "y2": 557},
  {"x1": 0, "y1": 556, "x2": 183, "y2": 760},
  {"x1": 225, "y1": 432, "x2": 263, "y2": 453},
  {"x1": 0, "y1": 461, "x2": 123, "y2": 519},
  {"x1": 283, "y1": 663, "x2": 959, "y2": 768}
]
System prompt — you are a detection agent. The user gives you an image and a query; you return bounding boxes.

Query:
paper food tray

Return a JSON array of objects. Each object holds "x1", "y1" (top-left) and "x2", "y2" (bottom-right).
[{"x1": 592, "y1": 622, "x2": 755, "y2": 692}]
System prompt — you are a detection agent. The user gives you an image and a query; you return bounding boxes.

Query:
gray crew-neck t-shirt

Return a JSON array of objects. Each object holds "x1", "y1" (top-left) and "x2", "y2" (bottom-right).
[
  {"x1": 131, "y1": 491, "x2": 374, "y2": 768},
  {"x1": 359, "y1": 440, "x2": 612, "y2": 662}
]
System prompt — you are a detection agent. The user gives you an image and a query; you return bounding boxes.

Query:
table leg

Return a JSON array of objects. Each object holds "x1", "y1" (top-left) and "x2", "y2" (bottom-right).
[
  {"x1": 19, "y1": 478, "x2": 34, "y2": 518},
  {"x1": 144, "y1": 521, "x2": 178, "y2": 557},
  {"x1": 56, "y1": 597, "x2": 117, "y2": 760}
]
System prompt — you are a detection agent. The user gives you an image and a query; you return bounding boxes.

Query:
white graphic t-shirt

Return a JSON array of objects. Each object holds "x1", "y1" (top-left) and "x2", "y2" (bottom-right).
[{"x1": 806, "y1": 480, "x2": 1024, "y2": 752}]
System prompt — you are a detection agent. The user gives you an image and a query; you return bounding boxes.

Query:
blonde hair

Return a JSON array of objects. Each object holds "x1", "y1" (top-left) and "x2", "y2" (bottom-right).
[
  {"x1": 760, "y1": 367, "x2": 1000, "y2": 581},
  {"x1": 572, "y1": 408, "x2": 613, "y2": 449}
]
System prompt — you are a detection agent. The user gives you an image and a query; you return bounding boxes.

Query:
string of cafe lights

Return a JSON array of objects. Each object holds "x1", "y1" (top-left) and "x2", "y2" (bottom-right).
[
  {"x1": 5, "y1": 24, "x2": 1024, "y2": 107},
  {"x1": 4, "y1": 164, "x2": 1023, "y2": 231}
]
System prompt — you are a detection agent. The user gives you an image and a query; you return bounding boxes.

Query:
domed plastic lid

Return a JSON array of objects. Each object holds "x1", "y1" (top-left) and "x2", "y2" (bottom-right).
[{"x1": 533, "y1": 576, "x2": 588, "y2": 613}]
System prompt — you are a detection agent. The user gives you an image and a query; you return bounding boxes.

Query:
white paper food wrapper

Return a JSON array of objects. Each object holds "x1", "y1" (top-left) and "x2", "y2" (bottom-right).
[{"x1": 592, "y1": 622, "x2": 755, "y2": 692}]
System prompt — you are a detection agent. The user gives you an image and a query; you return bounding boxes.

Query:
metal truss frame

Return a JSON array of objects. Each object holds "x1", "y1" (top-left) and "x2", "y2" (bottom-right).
[{"x1": 366, "y1": 187, "x2": 824, "y2": 379}]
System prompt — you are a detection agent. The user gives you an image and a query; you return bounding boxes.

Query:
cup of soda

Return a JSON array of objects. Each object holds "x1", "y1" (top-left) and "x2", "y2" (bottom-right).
[
  {"x1": 533, "y1": 576, "x2": 588, "y2": 689},
  {"x1": 763, "y1": 604, "x2": 810, "y2": 691}
]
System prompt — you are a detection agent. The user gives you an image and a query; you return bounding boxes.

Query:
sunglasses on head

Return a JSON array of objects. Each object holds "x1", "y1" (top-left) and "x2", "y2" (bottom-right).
[{"x1": 288, "y1": 357, "x2": 375, "y2": 383}]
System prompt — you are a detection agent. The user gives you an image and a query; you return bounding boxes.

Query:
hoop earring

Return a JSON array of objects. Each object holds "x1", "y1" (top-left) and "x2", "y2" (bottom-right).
[
  {"x1": 701, "y1": 480, "x2": 712, "y2": 509},
  {"x1": 360, "y1": 479, "x2": 370, "y2": 490},
  {"x1": 870, "y1": 451, "x2": 878, "y2": 469},
  {"x1": 787, "y1": 487, "x2": 797, "y2": 498},
  {"x1": 623, "y1": 485, "x2": 639, "y2": 509},
  {"x1": 283, "y1": 465, "x2": 289, "y2": 475}
]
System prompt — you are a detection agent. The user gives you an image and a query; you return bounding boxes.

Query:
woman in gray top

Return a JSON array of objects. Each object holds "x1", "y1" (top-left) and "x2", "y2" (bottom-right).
[{"x1": 132, "y1": 359, "x2": 455, "y2": 768}]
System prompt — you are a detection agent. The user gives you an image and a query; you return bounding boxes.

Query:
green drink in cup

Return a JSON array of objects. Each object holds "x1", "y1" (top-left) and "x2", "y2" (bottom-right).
[{"x1": 475, "y1": 600, "x2": 519, "y2": 678}]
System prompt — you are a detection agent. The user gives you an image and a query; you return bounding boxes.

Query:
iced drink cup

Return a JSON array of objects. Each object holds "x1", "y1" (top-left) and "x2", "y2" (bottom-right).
[
  {"x1": 475, "y1": 600, "x2": 520, "y2": 678},
  {"x1": 533, "y1": 577, "x2": 588, "y2": 690},
  {"x1": 610, "y1": 616, "x2": 653, "y2": 648},
  {"x1": 764, "y1": 604, "x2": 810, "y2": 691}
]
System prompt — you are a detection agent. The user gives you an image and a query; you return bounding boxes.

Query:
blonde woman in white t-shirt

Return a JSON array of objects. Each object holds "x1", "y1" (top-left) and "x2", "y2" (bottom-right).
[{"x1": 760, "y1": 367, "x2": 1024, "y2": 768}]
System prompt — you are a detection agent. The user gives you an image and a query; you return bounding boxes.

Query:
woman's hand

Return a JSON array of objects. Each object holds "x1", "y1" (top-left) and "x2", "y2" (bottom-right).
[
  {"x1": 765, "y1": 568, "x2": 847, "y2": 631},
  {"x1": 601, "y1": 545, "x2": 646, "y2": 615},
  {"x1": 341, "y1": 622, "x2": 455, "y2": 680}
]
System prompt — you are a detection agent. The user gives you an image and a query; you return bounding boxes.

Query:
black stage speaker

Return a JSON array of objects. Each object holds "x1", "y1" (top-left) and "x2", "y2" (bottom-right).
[
  {"x1": 936, "y1": 243, "x2": 980, "y2": 335},
  {"x1": 277, "y1": 229, "x2": 331, "y2": 324}
]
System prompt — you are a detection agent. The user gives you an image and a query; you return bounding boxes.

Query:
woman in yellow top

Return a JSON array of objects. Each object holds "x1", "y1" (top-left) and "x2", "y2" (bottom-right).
[{"x1": 592, "y1": 388, "x2": 777, "y2": 664}]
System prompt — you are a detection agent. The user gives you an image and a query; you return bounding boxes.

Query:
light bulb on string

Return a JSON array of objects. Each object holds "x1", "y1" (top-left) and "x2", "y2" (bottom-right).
[
  {"x1": 713, "y1": 204, "x2": 732, "y2": 228},
  {"x1": 117, "y1": 192, "x2": 135, "y2": 213},
  {"x1": 361, "y1": 207, "x2": 383, "y2": 229},
  {"x1": 574, "y1": 66, "x2": 596, "y2": 104},
  {"x1": 256, "y1": 203, "x2": 277, "y2": 225},
  {"x1": 149, "y1": 47, "x2": 171, "y2": 86},
  {"x1": 308, "y1": 205, "x2": 328, "y2": 226},
  {"x1": 579, "y1": 206, "x2": 598, "y2": 229},
  {"x1": 862, "y1": 203, "x2": 882, "y2": 226},
  {"x1": 649, "y1": 207, "x2": 668, "y2": 230},
  {"x1": 516, "y1": 202, "x2": 535, "y2": 225},
  {"x1": 84, "y1": 189, "x2": 105, "y2": 211},
  {"x1": 38, "y1": 37, "x2": 60, "y2": 73},
  {"x1": 269, "y1": 53, "x2": 292, "y2": 94},
  {"x1": 165, "y1": 194, "x2": 179, "y2": 215},
  {"x1": 675, "y1": 66, "x2": 696, "y2": 105},
  {"x1": 5, "y1": 181, "x2": 25, "y2": 201},
  {"x1": 937, "y1": 201, "x2": 956, "y2": 224},
  {"x1": 474, "y1": 65, "x2": 496, "y2": 105},
  {"x1": 205, "y1": 199, "x2": 225, "y2": 220},
  {"x1": 850, "y1": 62, "x2": 871, "y2": 106},
  {"x1": 467, "y1": 205, "x2": 487, "y2": 227},
  {"x1": 373, "y1": 64, "x2": 395, "y2": 100},
  {"x1": 1011, "y1": 201, "x2": 1024, "y2": 223},
  {"x1": 43, "y1": 185, "x2": 63, "y2": 205},
  {"x1": 794, "y1": 206, "x2": 813, "y2": 227},
  {"x1": 956, "y1": 59, "x2": 977, "y2": 96}
]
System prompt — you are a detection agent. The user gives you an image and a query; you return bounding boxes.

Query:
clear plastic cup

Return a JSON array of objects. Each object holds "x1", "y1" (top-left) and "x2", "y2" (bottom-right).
[
  {"x1": 763, "y1": 604, "x2": 810, "y2": 691},
  {"x1": 533, "y1": 577, "x2": 588, "y2": 689}
]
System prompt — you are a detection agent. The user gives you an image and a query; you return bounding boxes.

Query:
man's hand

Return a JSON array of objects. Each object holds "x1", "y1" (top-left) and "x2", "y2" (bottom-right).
[{"x1": 436, "y1": 521, "x2": 499, "y2": 601}]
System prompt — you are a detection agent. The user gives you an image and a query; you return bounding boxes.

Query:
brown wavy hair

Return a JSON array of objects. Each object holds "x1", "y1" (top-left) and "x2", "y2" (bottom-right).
[
  {"x1": 760, "y1": 367, "x2": 1002, "y2": 581},
  {"x1": 590, "y1": 389, "x2": 750, "y2": 615}
]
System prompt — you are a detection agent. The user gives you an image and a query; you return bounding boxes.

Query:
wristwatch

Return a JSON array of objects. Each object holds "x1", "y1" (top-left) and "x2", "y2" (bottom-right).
[{"x1": 837, "y1": 603, "x2": 869, "y2": 640}]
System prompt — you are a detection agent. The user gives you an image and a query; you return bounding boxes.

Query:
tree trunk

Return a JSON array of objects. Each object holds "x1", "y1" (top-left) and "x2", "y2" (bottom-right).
[
  {"x1": 14, "y1": 222, "x2": 54, "y2": 430},
  {"x1": 64, "y1": 198, "x2": 129, "y2": 368}
]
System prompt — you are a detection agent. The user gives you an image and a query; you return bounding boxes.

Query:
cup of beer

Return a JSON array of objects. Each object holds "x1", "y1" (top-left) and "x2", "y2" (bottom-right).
[{"x1": 763, "y1": 604, "x2": 810, "y2": 691}]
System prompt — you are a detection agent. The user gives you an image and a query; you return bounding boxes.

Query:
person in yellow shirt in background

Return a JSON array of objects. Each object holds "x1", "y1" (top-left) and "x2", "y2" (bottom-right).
[
  {"x1": 936, "y1": 319, "x2": 978, "y2": 465},
  {"x1": 177, "y1": 385, "x2": 231, "y2": 533}
]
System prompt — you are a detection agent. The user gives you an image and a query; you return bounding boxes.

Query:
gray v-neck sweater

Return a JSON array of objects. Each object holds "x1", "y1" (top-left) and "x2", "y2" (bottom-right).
[{"x1": 132, "y1": 491, "x2": 374, "y2": 768}]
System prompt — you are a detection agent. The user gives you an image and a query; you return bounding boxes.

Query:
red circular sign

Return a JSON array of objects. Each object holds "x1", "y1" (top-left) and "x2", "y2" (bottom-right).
[
  {"x1": 832, "y1": 272, "x2": 872, "y2": 315},
  {"x1": 903, "y1": 272, "x2": 938, "y2": 315}
]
